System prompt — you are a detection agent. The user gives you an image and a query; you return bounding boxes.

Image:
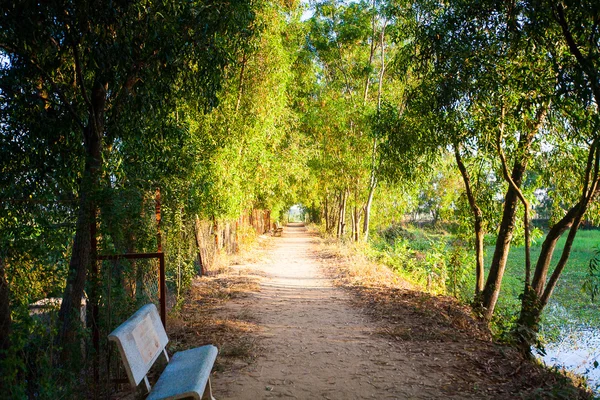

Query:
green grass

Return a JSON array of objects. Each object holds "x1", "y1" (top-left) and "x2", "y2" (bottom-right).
[
  {"x1": 370, "y1": 223, "x2": 600, "y2": 340},
  {"x1": 484, "y1": 229, "x2": 600, "y2": 336},
  {"x1": 372, "y1": 223, "x2": 600, "y2": 339}
]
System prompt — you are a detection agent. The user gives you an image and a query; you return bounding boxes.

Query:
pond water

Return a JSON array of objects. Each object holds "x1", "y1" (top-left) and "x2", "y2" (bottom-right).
[{"x1": 537, "y1": 325, "x2": 600, "y2": 393}]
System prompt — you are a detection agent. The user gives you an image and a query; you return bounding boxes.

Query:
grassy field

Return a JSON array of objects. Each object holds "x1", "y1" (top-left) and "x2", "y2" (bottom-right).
[
  {"x1": 371, "y1": 224, "x2": 600, "y2": 339},
  {"x1": 486, "y1": 228, "x2": 600, "y2": 337}
]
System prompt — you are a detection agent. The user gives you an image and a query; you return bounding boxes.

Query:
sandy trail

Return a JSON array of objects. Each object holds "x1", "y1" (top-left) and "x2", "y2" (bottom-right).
[{"x1": 213, "y1": 223, "x2": 443, "y2": 399}]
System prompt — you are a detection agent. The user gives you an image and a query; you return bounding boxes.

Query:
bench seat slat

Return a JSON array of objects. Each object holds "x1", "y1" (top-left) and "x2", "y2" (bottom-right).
[{"x1": 146, "y1": 345, "x2": 218, "y2": 400}]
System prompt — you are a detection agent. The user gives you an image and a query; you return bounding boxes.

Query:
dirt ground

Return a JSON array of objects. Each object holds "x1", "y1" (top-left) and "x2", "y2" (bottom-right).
[{"x1": 168, "y1": 223, "x2": 590, "y2": 400}]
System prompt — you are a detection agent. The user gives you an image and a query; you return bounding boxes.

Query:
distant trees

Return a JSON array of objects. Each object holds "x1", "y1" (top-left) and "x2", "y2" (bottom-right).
[{"x1": 302, "y1": 0, "x2": 415, "y2": 241}]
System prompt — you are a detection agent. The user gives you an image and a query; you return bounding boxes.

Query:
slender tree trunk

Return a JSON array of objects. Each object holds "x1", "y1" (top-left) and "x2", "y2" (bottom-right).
[
  {"x1": 362, "y1": 178, "x2": 376, "y2": 241},
  {"x1": 453, "y1": 145, "x2": 485, "y2": 297},
  {"x1": 0, "y1": 258, "x2": 10, "y2": 356},
  {"x1": 194, "y1": 215, "x2": 207, "y2": 276},
  {"x1": 351, "y1": 206, "x2": 356, "y2": 241},
  {"x1": 331, "y1": 193, "x2": 340, "y2": 235},
  {"x1": 337, "y1": 191, "x2": 342, "y2": 238},
  {"x1": 481, "y1": 104, "x2": 547, "y2": 321},
  {"x1": 235, "y1": 52, "x2": 247, "y2": 113},
  {"x1": 531, "y1": 204, "x2": 581, "y2": 296},
  {"x1": 58, "y1": 79, "x2": 106, "y2": 355},
  {"x1": 517, "y1": 141, "x2": 600, "y2": 353},
  {"x1": 324, "y1": 195, "x2": 330, "y2": 232},
  {"x1": 362, "y1": 19, "x2": 386, "y2": 242},
  {"x1": 353, "y1": 204, "x2": 359, "y2": 242},
  {"x1": 377, "y1": 20, "x2": 387, "y2": 110},
  {"x1": 338, "y1": 190, "x2": 348, "y2": 238},
  {"x1": 362, "y1": 0, "x2": 377, "y2": 105},
  {"x1": 481, "y1": 184, "x2": 520, "y2": 320},
  {"x1": 342, "y1": 189, "x2": 348, "y2": 237}
]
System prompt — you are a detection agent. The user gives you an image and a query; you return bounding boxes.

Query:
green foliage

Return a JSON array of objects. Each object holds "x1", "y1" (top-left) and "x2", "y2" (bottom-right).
[
  {"x1": 0, "y1": 0, "x2": 308, "y2": 395},
  {"x1": 372, "y1": 224, "x2": 472, "y2": 299},
  {"x1": 582, "y1": 245, "x2": 600, "y2": 303},
  {"x1": 488, "y1": 230, "x2": 600, "y2": 333},
  {"x1": 3, "y1": 0, "x2": 600, "y2": 393}
]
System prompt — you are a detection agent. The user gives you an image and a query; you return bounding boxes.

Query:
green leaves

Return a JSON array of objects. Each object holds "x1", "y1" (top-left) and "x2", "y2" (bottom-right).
[{"x1": 583, "y1": 246, "x2": 600, "y2": 303}]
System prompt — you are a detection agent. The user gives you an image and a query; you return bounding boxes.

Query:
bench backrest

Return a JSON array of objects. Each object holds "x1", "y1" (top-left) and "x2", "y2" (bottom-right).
[{"x1": 108, "y1": 304, "x2": 168, "y2": 389}]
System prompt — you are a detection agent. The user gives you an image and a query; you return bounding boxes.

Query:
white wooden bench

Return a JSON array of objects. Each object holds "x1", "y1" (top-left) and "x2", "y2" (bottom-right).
[{"x1": 109, "y1": 303, "x2": 218, "y2": 400}]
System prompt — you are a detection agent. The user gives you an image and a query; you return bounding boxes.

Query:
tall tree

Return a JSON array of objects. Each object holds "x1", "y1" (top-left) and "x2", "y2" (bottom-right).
[
  {"x1": 513, "y1": 0, "x2": 600, "y2": 351},
  {"x1": 0, "y1": 0, "x2": 256, "y2": 354}
]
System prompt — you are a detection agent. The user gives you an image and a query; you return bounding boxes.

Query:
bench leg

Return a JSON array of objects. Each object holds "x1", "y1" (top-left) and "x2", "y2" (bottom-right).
[
  {"x1": 143, "y1": 376, "x2": 152, "y2": 394},
  {"x1": 202, "y1": 377, "x2": 216, "y2": 400}
]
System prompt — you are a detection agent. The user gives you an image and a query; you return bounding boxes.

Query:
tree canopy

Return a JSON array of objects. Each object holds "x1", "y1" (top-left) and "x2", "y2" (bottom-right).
[{"x1": 1, "y1": 0, "x2": 599, "y2": 396}]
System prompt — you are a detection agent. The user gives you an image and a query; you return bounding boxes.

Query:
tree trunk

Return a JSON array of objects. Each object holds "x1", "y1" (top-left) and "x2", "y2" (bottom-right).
[
  {"x1": 338, "y1": 189, "x2": 348, "y2": 238},
  {"x1": 362, "y1": 0, "x2": 377, "y2": 105},
  {"x1": 213, "y1": 216, "x2": 220, "y2": 253},
  {"x1": 361, "y1": 21, "x2": 386, "y2": 241},
  {"x1": 58, "y1": 79, "x2": 106, "y2": 356},
  {"x1": 517, "y1": 215, "x2": 585, "y2": 354},
  {"x1": 517, "y1": 140, "x2": 600, "y2": 353},
  {"x1": 351, "y1": 206, "x2": 356, "y2": 241},
  {"x1": 481, "y1": 173, "x2": 522, "y2": 320},
  {"x1": 377, "y1": 20, "x2": 387, "y2": 110},
  {"x1": 453, "y1": 145, "x2": 485, "y2": 297},
  {"x1": 353, "y1": 204, "x2": 359, "y2": 242},
  {"x1": 481, "y1": 104, "x2": 546, "y2": 321},
  {"x1": 530, "y1": 204, "x2": 580, "y2": 296},
  {"x1": 235, "y1": 52, "x2": 247, "y2": 113},
  {"x1": 336, "y1": 193, "x2": 340, "y2": 237},
  {"x1": 0, "y1": 258, "x2": 10, "y2": 356},
  {"x1": 194, "y1": 215, "x2": 207, "y2": 276},
  {"x1": 324, "y1": 195, "x2": 330, "y2": 232},
  {"x1": 362, "y1": 180, "x2": 376, "y2": 242}
]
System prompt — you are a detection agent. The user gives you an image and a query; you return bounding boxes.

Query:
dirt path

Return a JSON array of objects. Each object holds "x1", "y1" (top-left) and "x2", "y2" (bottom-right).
[
  {"x1": 170, "y1": 222, "x2": 590, "y2": 399},
  {"x1": 213, "y1": 223, "x2": 452, "y2": 399}
]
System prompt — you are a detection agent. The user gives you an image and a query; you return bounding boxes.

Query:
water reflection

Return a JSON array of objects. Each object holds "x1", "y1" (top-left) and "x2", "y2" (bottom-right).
[{"x1": 537, "y1": 326, "x2": 600, "y2": 393}]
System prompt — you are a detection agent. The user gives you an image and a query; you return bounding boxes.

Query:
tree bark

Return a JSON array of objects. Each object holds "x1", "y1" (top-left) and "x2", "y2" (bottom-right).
[
  {"x1": 453, "y1": 145, "x2": 485, "y2": 297},
  {"x1": 481, "y1": 167, "x2": 522, "y2": 320},
  {"x1": 362, "y1": 0, "x2": 377, "y2": 105},
  {"x1": 337, "y1": 189, "x2": 348, "y2": 238},
  {"x1": 235, "y1": 52, "x2": 248, "y2": 113},
  {"x1": 362, "y1": 178, "x2": 376, "y2": 241},
  {"x1": 194, "y1": 215, "x2": 207, "y2": 277},
  {"x1": 324, "y1": 195, "x2": 330, "y2": 232},
  {"x1": 361, "y1": 19, "x2": 386, "y2": 241},
  {"x1": 337, "y1": 191, "x2": 343, "y2": 238},
  {"x1": 377, "y1": 19, "x2": 387, "y2": 110},
  {"x1": 351, "y1": 205, "x2": 356, "y2": 241},
  {"x1": 481, "y1": 104, "x2": 547, "y2": 321},
  {"x1": 517, "y1": 141, "x2": 600, "y2": 352},
  {"x1": 531, "y1": 203, "x2": 582, "y2": 296},
  {"x1": 354, "y1": 204, "x2": 359, "y2": 242},
  {"x1": 58, "y1": 79, "x2": 106, "y2": 355}
]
